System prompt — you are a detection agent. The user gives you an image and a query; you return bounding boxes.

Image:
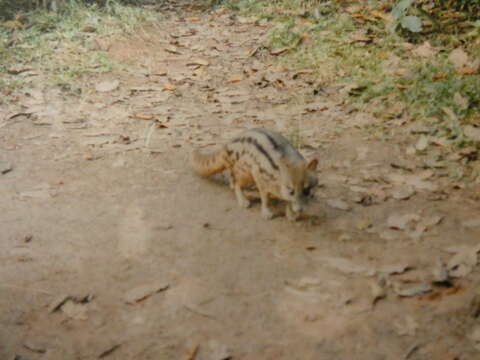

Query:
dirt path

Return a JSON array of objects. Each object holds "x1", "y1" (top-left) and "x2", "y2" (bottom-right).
[{"x1": 1, "y1": 6, "x2": 480, "y2": 360}]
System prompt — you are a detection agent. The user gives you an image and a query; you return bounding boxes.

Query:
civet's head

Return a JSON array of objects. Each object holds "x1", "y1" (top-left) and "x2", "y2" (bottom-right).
[{"x1": 280, "y1": 158, "x2": 318, "y2": 213}]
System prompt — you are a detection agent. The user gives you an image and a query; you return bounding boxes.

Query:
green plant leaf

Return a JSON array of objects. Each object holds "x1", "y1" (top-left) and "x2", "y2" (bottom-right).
[
  {"x1": 401, "y1": 15, "x2": 422, "y2": 32},
  {"x1": 391, "y1": 0, "x2": 414, "y2": 20}
]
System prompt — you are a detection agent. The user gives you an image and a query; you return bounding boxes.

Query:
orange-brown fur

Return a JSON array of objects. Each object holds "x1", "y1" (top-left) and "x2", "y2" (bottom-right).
[{"x1": 191, "y1": 128, "x2": 318, "y2": 220}]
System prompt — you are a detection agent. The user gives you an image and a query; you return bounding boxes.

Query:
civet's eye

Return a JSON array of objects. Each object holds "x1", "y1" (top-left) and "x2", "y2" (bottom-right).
[
  {"x1": 303, "y1": 187, "x2": 311, "y2": 196},
  {"x1": 288, "y1": 187, "x2": 295, "y2": 196}
]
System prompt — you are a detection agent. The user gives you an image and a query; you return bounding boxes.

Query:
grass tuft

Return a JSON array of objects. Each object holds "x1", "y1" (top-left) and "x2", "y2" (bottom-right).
[{"x1": 0, "y1": 0, "x2": 156, "y2": 91}]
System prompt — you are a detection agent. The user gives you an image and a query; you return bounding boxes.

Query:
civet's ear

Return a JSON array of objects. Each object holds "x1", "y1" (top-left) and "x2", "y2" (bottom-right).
[{"x1": 306, "y1": 158, "x2": 318, "y2": 171}]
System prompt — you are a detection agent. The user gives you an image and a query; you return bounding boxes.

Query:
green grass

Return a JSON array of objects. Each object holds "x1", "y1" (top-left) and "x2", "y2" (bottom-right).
[
  {"x1": 227, "y1": 0, "x2": 480, "y2": 134},
  {"x1": 0, "y1": 1, "x2": 156, "y2": 91}
]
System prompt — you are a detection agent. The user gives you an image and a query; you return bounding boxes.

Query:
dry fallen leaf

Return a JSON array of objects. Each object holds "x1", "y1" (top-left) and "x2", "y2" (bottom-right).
[
  {"x1": 165, "y1": 46, "x2": 180, "y2": 54},
  {"x1": 61, "y1": 300, "x2": 88, "y2": 320},
  {"x1": 457, "y1": 66, "x2": 478, "y2": 75},
  {"x1": 270, "y1": 47, "x2": 289, "y2": 56},
  {"x1": 394, "y1": 282, "x2": 432, "y2": 297},
  {"x1": 152, "y1": 70, "x2": 167, "y2": 76},
  {"x1": 7, "y1": 66, "x2": 32, "y2": 75},
  {"x1": 350, "y1": 31, "x2": 371, "y2": 43},
  {"x1": 415, "y1": 135, "x2": 429, "y2": 151},
  {"x1": 369, "y1": 9, "x2": 390, "y2": 21},
  {"x1": 48, "y1": 294, "x2": 71, "y2": 313},
  {"x1": 95, "y1": 80, "x2": 120, "y2": 93},
  {"x1": 464, "y1": 125, "x2": 480, "y2": 142},
  {"x1": 228, "y1": 74, "x2": 244, "y2": 83},
  {"x1": 387, "y1": 213, "x2": 419, "y2": 230},
  {"x1": 163, "y1": 81, "x2": 177, "y2": 91},
  {"x1": 130, "y1": 113, "x2": 154, "y2": 121},
  {"x1": 378, "y1": 264, "x2": 412, "y2": 275},
  {"x1": 449, "y1": 48, "x2": 470, "y2": 69},
  {"x1": 394, "y1": 315, "x2": 418, "y2": 336},
  {"x1": 124, "y1": 282, "x2": 169, "y2": 304},
  {"x1": 370, "y1": 277, "x2": 387, "y2": 306},
  {"x1": 462, "y1": 218, "x2": 480, "y2": 228},
  {"x1": 326, "y1": 199, "x2": 351, "y2": 211},
  {"x1": 0, "y1": 161, "x2": 13, "y2": 175},
  {"x1": 207, "y1": 340, "x2": 232, "y2": 360},
  {"x1": 318, "y1": 256, "x2": 373, "y2": 275},
  {"x1": 446, "y1": 245, "x2": 480, "y2": 278},
  {"x1": 98, "y1": 344, "x2": 122, "y2": 359},
  {"x1": 432, "y1": 258, "x2": 449, "y2": 284},
  {"x1": 391, "y1": 185, "x2": 416, "y2": 200},
  {"x1": 187, "y1": 59, "x2": 210, "y2": 67},
  {"x1": 413, "y1": 42, "x2": 436, "y2": 58}
]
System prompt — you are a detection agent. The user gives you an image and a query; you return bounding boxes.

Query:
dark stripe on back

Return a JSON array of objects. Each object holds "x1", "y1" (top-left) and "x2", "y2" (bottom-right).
[
  {"x1": 253, "y1": 128, "x2": 282, "y2": 152},
  {"x1": 232, "y1": 137, "x2": 279, "y2": 171}
]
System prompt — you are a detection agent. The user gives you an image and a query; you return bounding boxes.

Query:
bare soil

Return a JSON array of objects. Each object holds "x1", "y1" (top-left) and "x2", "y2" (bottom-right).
[{"x1": 2, "y1": 6, "x2": 480, "y2": 360}]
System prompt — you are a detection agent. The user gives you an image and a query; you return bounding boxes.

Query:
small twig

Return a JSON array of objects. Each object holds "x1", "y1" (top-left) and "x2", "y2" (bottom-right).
[{"x1": 183, "y1": 305, "x2": 218, "y2": 321}]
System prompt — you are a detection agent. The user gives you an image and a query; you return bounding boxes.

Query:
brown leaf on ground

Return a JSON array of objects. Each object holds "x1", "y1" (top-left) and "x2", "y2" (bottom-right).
[
  {"x1": 98, "y1": 343, "x2": 122, "y2": 359},
  {"x1": 394, "y1": 283, "x2": 432, "y2": 297},
  {"x1": 163, "y1": 81, "x2": 177, "y2": 91},
  {"x1": 130, "y1": 113, "x2": 154, "y2": 121},
  {"x1": 449, "y1": 48, "x2": 469, "y2": 69},
  {"x1": 394, "y1": 315, "x2": 418, "y2": 336},
  {"x1": 228, "y1": 74, "x2": 244, "y2": 83},
  {"x1": 387, "y1": 213, "x2": 419, "y2": 230},
  {"x1": 7, "y1": 66, "x2": 32, "y2": 75},
  {"x1": 464, "y1": 125, "x2": 480, "y2": 142},
  {"x1": 369, "y1": 10, "x2": 390, "y2": 21},
  {"x1": 61, "y1": 300, "x2": 88, "y2": 320},
  {"x1": 270, "y1": 47, "x2": 289, "y2": 56},
  {"x1": 165, "y1": 46, "x2": 180, "y2": 54},
  {"x1": 95, "y1": 80, "x2": 120, "y2": 93},
  {"x1": 187, "y1": 59, "x2": 210, "y2": 67},
  {"x1": 318, "y1": 256, "x2": 373, "y2": 275},
  {"x1": 457, "y1": 66, "x2": 478, "y2": 75},
  {"x1": 370, "y1": 277, "x2": 387, "y2": 306},
  {"x1": 326, "y1": 199, "x2": 351, "y2": 211},
  {"x1": 349, "y1": 31, "x2": 372, "y2": 43},
  {"x1": 152, "y1": 70, "x2": 168, "y2": 76},
  {"x1": 446, "y1": 245, "x2": 480, "y2": 278},
  {"x1": 124, "y1": 282, "x2": 169, "y2": 304},
  {"x1": 391, "y1": 185, "x2": 416, "y2": 200},
  {"x1": 412, "y1": 42, "x2": 436, "y2": 58}
]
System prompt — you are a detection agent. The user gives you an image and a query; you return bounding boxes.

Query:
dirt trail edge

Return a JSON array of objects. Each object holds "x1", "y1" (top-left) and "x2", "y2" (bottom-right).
[{"x1": 1, "y1": 7, "x2": 480, "y2": 360}]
